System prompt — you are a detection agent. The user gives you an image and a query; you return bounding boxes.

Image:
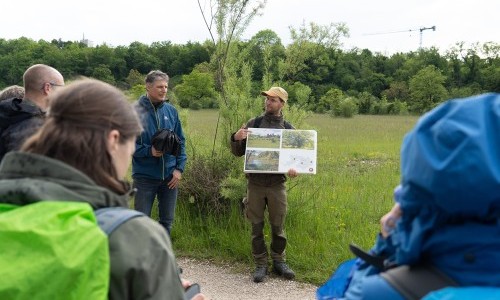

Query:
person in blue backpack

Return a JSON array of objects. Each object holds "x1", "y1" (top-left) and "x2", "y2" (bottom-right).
[
  {"x1": 0, "y1": 79, "x2": 205, "y2": 300},
  {"x1": 132, "y1": 70, "x2": 187, "y2": 236},
  {"x1": 318, "y1": 93, "x2": 500, "y2": 300}
]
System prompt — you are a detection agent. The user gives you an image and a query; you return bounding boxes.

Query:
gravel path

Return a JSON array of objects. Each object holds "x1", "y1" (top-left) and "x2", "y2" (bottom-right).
[{"x1": 178, "y1": 257, "x2": 318, "y2": 300}]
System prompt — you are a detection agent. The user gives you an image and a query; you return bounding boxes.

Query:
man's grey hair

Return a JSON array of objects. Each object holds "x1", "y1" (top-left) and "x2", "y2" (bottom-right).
[
  {"x1": 0, "y1": 85, "x2": 25, "y2": 101},
  {"x1": 145, "y1": 70, "x2": 169, "y2": 84}
]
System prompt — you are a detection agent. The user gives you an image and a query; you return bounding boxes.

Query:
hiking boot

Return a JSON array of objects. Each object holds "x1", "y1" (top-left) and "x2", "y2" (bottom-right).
[
  {"x1": 273, "y1": 261, "x2": 295, "y2": 280},
  {"x1": 253, "y1": 265, "x2": 268, "y2": 283}
]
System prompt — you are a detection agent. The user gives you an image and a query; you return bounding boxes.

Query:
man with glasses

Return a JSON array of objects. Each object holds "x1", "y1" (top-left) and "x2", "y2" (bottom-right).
[{"x1": 0, "y1": 64, "x2": 64, "y2": 161}]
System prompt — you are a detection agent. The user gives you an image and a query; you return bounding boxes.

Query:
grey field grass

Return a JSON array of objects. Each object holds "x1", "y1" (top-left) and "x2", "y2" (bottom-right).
[{"x1": 149, "y1": 110, "x2": 419, "y2": 285}]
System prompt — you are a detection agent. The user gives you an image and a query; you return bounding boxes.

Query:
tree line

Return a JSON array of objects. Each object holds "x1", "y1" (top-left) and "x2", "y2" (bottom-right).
[{"x1": 0, "y1": 31, "x2": 498, "y2": 116}]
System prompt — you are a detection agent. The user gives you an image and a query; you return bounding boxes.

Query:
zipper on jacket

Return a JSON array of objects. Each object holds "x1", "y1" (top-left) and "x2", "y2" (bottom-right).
[{"x1": 149, "y1": 99, "x2": 165, "y2": 180}]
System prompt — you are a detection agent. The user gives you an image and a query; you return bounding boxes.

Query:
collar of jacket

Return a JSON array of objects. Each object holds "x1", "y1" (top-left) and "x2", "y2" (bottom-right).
[
  {"x1": 262, "y1": 112, "x2": 284, "y2": 122},
  {"x1": 0, "y1": 98, "x2": 45, "y2": 128},
  {"x1": 139, "y1": 95, "x2": 167, "y2": 111},
  {"x1": 0, "y1": 151, "x2": 129, "y2": 209}
]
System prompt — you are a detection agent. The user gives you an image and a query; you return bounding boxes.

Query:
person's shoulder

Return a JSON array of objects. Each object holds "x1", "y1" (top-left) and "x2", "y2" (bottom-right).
[
  {"x1": 0, "y1": 97, "x2": 20, "y2": 114},
  {"x1": 1, "y1": 110, "x2": 44, "y2": 136},
  {"x1": 161, "y1": 102, "x2": 181, "y2": 115},
  {"x1": 162, "y1": 101, "x2": 178, "y2": 110},
  {"x1": 135, "y1": 95, "x2": 148, "y2": 106},
  {"x1": 247, "y1": 115, "x2": 262, "y2": 127},
  {"x1": 110, "y1": 213, "x2": 172, "y2": 250}
]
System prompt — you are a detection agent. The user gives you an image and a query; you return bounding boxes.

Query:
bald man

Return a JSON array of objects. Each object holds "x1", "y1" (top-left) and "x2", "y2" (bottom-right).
[{"x1": 0, "y1": 64, "x2": 64, "y2": 161}]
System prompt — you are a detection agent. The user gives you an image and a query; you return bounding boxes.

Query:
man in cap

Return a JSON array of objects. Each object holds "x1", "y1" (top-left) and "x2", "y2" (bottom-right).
[
  {"x1": 230, "y1": 86, "x2": 297, "y2": 283},
  {"x1": 0, "y1": 64, "x2": 64, "y2": 161}
]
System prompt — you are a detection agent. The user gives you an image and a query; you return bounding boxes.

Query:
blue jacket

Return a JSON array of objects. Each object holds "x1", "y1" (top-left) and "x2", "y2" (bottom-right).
[
  {"x1": 132, "y1": 95, "x2": 187, "y2": 180},
  {"x1": 342, "y1": 93, "x2": 500, "y2": 300}
]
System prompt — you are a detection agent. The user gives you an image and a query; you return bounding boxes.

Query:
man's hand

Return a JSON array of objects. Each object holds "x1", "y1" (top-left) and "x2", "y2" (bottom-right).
[
  {"x1": 380, "y1": 203, "x2": 402, "y2": 238},
  {"x1": 168, "y1": 169, "x2": 182, "y2": 189},
  {"x1": 181, "y1": 279, "x2": 192, "y2": 289},
  {"x1": 287, "y1": 168, "x2": 298, "y2": 178},
  {"x1": 151, "y1": 146, "x2": 163, "y2": 157},
  {"x1": 182, "y1": 279, "x2": 206, "y2": 300},
  {"x1": 233, "y1": 123, "x2": 251, "y2": 141}
]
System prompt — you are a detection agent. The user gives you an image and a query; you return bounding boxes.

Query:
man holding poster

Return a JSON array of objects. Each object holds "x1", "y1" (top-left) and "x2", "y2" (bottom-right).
[{"x1": 230, "y1": 86, "x2": 297, "y2": 283}]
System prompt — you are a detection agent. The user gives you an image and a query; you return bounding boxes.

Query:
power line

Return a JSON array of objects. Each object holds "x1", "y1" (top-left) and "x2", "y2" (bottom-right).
[{"x1": 363, "y1": 26, "x2": 436, "y2": 49}]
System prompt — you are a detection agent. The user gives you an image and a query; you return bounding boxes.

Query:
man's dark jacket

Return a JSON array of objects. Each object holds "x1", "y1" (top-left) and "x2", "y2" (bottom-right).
[{"x1": 0, "y1": 98, "x2": 44, "y2": 161}]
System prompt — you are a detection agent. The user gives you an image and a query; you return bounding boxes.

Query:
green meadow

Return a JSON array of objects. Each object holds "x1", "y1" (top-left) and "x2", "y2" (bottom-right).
[
  {"x1": 247, "y1": 135, "x2": 281, "y2": 148},
  {"x1": 161, "y1": 110, "x2": 419, "y2": 284}
]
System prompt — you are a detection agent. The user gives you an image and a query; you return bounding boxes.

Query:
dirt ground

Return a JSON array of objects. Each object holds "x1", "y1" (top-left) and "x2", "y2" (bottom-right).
[{"x1": 178, "y1": 257, "x2": 318, "y2": 300}]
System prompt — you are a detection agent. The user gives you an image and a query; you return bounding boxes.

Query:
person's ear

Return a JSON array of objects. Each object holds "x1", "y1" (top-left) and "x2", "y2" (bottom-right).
[
  {"x1": 107, "y1": 129, "x2": 121, "y2": 153},
  {"x1": 42, "y1": 82, "x2": 51, "y2": 95}
]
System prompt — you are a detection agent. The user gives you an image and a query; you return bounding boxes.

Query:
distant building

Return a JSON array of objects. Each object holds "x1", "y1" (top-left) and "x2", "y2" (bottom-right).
[{"x1": 80, "y1": 34, "x2": 94, "y2": 47}]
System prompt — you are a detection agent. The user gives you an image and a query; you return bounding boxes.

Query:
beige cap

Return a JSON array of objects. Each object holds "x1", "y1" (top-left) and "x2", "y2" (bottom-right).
[{"x1": 261, "y1": 87, "x2": 288, "y2": 102}]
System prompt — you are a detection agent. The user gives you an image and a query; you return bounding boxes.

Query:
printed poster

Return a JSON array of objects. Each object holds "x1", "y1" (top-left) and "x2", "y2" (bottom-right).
[{"x1": 244, "y1": 128, "x2": 317, "y2": 174}]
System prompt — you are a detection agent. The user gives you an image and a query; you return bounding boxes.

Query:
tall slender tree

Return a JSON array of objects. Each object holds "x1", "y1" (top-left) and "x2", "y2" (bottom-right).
[{"x1": 197, "y1": 0, "x2": 266, "y2": 155}]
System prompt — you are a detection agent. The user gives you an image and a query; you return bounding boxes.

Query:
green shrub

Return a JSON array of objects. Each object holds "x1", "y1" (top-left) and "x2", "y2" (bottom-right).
[{"x1": 337, "y1": 96, "x2": 358, "y2": 118}]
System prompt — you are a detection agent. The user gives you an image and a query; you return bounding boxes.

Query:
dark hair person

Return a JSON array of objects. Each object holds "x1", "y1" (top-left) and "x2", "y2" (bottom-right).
[{"x1": 0, "y1": 79, "x2": 194, "y2": 299}]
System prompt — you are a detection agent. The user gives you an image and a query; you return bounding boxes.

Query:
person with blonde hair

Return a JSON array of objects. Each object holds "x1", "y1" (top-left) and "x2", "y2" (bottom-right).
[{"x1": 0, "y1": 79, "x2": 204, "y2": 300}]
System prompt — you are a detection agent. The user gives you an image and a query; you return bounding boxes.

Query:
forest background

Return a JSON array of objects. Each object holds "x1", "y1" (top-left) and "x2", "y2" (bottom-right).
[
  {"x1": 0, "y1": 0, "x2": 498, "y2": 285},
  {"x1": 1, "y1": 26, "x2": 498, "y2": 115}
]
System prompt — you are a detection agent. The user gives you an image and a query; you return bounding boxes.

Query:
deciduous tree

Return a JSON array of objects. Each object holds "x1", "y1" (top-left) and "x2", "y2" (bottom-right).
[{"x1": 409, "y1": 65, "x2": 448, "y2": 113}]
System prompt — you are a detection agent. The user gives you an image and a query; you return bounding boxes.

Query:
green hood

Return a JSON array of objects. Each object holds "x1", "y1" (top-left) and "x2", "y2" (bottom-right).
[{"x1": 0, "y1": 151, "x2": 130, "y2": 209}]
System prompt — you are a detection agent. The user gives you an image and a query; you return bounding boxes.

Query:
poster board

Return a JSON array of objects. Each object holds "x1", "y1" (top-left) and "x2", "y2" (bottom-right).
[{"x1": 244, "y1": 128, "x2": 317, "y2": 174}]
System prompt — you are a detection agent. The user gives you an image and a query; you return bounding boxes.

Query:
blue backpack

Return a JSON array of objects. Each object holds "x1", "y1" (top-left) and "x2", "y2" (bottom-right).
[
  {"x1": 317, "y1": 258, "x2": 500, "y2": 300},
  {"x1": 423, "y1": 287, "x2": 500, "y2": 300}
]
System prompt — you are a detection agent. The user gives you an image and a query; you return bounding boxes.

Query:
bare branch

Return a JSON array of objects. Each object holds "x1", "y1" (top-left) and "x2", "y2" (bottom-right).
[{"x1": 197, "y1": 0, "x2": 216, "y2": 44}]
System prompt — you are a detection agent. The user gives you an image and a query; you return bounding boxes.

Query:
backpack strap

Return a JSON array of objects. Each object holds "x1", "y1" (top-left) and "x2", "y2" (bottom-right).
[
  {"x1": 252, "y1": 116, "x2": 263, "y2": 128},
  {"x1": 95, "y1": 207, "x2": 145, "y2": 235},
  {"x1": 252, "y1": 116, "x2": 293, "y2": 129},
  {"x1": 381, "y1": 264, "x2": 459, "y2": 300},
  {"x1": 349, "y1": 243, "x2": 386, "y2": 270}
]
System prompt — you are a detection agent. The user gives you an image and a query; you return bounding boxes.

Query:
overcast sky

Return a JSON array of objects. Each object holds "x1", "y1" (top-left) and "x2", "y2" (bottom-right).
[{"x1": 1, "y1": 0, "x2": 498, "y2": 55}]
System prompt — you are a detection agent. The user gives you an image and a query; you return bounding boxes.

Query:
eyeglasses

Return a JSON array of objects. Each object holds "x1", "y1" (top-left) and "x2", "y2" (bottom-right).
[{"x1": 42, "y1": 82, "x2": 64, "y2": 91}]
